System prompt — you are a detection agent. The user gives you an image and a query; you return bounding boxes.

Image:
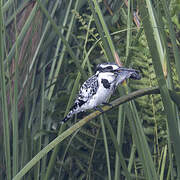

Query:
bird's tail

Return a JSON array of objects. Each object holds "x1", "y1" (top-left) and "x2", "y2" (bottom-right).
[
  {"x1": 60, "y1": 102, "x2": 81, "y2": 124},
  {"x1": 60, "y1": 110, "x2": 74, "y2": 124}
]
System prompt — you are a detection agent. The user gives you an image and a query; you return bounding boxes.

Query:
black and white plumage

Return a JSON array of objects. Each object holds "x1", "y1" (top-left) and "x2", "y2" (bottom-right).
[{"x1": 61, "y1": 63, "x2": 141, "y2": 124}]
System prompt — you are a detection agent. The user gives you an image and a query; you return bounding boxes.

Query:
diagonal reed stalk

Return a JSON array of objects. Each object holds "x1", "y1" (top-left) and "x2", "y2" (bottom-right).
[{"x1": 12, "y1": 87, "x2": 160, "y2": 180}]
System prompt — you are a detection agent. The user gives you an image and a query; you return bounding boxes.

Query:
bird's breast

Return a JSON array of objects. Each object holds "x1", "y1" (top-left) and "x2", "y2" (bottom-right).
[
  {"x1": 79, "y1": 73, "x2": 117, "y2": 111},
  {"x1": 85, "y1": 82, "x2": 114, "y2": 109}
]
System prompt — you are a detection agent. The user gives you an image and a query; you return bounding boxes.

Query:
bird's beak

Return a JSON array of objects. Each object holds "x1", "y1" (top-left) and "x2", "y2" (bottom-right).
[
  {"x1": 116, "y1": 67, "x2": 139, "y2": 73},
  {"x1": 116, "y1": 67, "x2": 141, "y2": 80},
  {"x1": 116, "y1": 67, "x2": 127, "y2": 72}
]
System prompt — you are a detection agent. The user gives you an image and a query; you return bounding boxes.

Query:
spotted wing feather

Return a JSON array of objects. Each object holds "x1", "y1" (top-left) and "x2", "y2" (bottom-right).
[
  {"x1": 61, "y1": 75, "x2": 98, "y2": 123},
  {"x1": 78, "y1": 74, "x2": 98, "y2": 101}
]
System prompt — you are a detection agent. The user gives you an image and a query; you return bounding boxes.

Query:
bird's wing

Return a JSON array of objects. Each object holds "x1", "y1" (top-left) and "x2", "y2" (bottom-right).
[
  {"x1": 61, "y1": 75, "x2": 98, "y2": 123},
  {"x1": 76, "y1": 74, "x2": 98, "y2": 103}
]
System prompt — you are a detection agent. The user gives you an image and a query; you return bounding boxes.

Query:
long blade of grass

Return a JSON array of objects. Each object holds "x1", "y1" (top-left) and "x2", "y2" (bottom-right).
[
  {"x1": 12, "y1": 2, "x2": 19, "y2": 176},
  {"x1": 125, "y1": 0, "x2": 132, "y2": 58},
  {"x1": 0, "y1": 0, "x2": 11, "y2": 179},
  {"x1": 162, "y1": 0, "x2": 180, "y2": 81},
  {"x1": 114, "y1": 106, "x2": 125, "y2": 180},
  {"x1": 100, "y1": 116, "x2": 112, "y2": 180},
  {"x1": 159, "y1": 145, "x2": 167, "y2": 180},
  {"x1": 34, "y1": 68, "x2": 45, "y2": 179}
]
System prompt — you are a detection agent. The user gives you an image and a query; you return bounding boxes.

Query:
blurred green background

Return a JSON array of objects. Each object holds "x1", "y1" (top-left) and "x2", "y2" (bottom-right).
[{"x1": 0, "y1": 0, "x2": 180, "y2": 179}]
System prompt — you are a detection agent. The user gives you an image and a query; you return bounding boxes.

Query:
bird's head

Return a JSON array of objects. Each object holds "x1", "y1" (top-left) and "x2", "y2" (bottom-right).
[
  {"x1": 95, "y1": 63, "x2": 121, "y2": 74},
  {"x1": 95, "y1": 62, "x2": 141, "y2": 80}
]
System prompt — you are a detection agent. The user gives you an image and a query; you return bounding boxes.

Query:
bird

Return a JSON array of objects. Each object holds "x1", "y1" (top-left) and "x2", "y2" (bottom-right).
[{"x1": 61, "y1": 62, "x2": 141, "y2": 124}]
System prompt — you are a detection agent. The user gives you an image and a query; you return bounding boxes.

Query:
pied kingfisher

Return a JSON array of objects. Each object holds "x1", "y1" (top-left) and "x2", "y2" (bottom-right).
[{"x1": 61, "y1": 63, "x2": 141, "y2": 123}]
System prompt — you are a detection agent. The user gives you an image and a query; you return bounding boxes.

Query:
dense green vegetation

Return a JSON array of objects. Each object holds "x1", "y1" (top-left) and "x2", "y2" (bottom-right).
[{"x1": 0, "y1": 0, "x2": 180, "y2": 179}]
